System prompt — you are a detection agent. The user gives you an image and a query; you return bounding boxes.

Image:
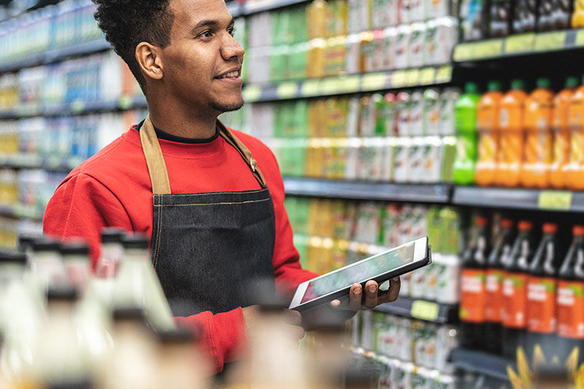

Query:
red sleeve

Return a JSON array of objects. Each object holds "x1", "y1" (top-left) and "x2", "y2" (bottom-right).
[
  {"x1": 175, "y1": 308, "x2": 247, "y2": 373},
  {"x1": 265, "y1": 150, "x2": 319, "y2": 299},
  {"x1": 42, "y1": 173, "x2": 133, "y2": 268}
]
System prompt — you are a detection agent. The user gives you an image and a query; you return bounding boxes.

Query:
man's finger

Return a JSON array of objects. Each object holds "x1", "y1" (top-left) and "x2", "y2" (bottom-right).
[
  {"x1": 388, "y1": 277, "x2": 401, "y2": 301},
  {"x1": 286, "y1": 309, "x2": 302, "y2": 326},
  {"x1": 349, "y1": 283, "x2": 362, "y2": 311},
  {"x1": 364, "y1": 280, "x2": 378, "y2": 308},
  {"x1": 330, "y1": 299, "x2": 341, "y2": 307}
]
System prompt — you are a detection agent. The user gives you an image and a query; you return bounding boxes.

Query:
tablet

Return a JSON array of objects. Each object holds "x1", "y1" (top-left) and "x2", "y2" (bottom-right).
[{"x1": 289, "y1": 236, "x2": 431, "y2": 311}]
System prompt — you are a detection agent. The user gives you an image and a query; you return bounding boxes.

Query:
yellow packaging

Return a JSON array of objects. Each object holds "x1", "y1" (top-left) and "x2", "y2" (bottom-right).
[
  {"x1": 324, "y1": 35, "x2": 347, "y2": 76},
  {"x1": 307, "y1": 0, "x2": 328, "y2": 39},
  {"x1": 309, "y1": 99, "x2": 327, "y2": 137},
  {"x1": 325, "y1": 97, "x2": 349, "y2": 137},
  {"x1": 307, "y1": 38, "x2": 326, "y2": 78},
  {"x1": 358, "y1": 31, "x2": 375, "y2": 73}
]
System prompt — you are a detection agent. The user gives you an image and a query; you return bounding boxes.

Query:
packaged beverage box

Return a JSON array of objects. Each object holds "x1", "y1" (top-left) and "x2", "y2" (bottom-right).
[
  {"x1": 330, "y1": 138, "x2": 349, "y2": 179},
  {"x1": 248, "y1": 103, "x2": 275, "y2": 139},
  {"x1": 381, "y1": 137, "x2": 395, "y2": 181},
  {"x1": 330, "y1": 200, "x2": 349, "y2": 240},
  {"x1": 306, "y1": 38, "x2": 326, "y2": 78},
  {"x1": 288, "y1": 42, "x2": 308, "y2": 80},
  {"x1": 408, "y1": 22, "x2": 425, "y2": 68},
  {"x1": 398, "y1": 0, "x2": 411, "y2": 24},
  {"x1": 269, "y1": 45, "x2": 289, "y2": 82},
  {"x1": 18, "y1": 66, "x2": 46, "y2": 107},
  {"x1": 542, "y1": 0, "x2": 572, "y2": 31},
  {"x1": 380, "y1": 204, "x2": 402, "y2": 248},
  {"x1": 409, "y1": 0, "x2": 425, "y2": 22},
  {"x1": 460, "y1": 0, "x2": 488, "y2": 41},
  {"x1": 360, "y1": 310, "x2": 375, "y2": 350},
  {"x1": 513, "y1": 0, "x2": 539, "y2": 33},
  {"x1": 372, "y1": 0, "x2": 393, "y2": 29},
  {"x1": 435, "y1": 325, "x2": 458, "y2": 373},
  {"x1": 425, "y1": 17, "x2": 459, "y2": 66},
  {"x1": 439, "y1": 207, "x2": 460, "y2": 254},
  {"x1": 305, "y1": 139, "x2": 325, "y2": 178},
  {"x1": 490, "y1": 0, "x2": 514, "y2": 37},
  {"x1": 424, "y1": 136, "x2": 444, "y2": 182},
  {"x1": 292, "y1": 100, "x2": 309, "y2": 138},
  {"x1": 18, "y1": 118, "x2": 43, "y2": 155},
  {"x1": 294, "y1": 234, "x2": 309, "y2": 269},
  {"x1": 358, "y1": 31, "x2": 375, "y2": 73},
  {"x1": 308, "y1": 99, "x2": 327, "y2": 138},
  {"x1": 353, "y1": 202, "x2": 382, "y2": 244},
  {"x1": 344, "y1": 137, "x2": 361, "y2": 180},
  {"x1": 272, "y1": 8, "x2": 289, "y2": 45},
  {"x1": 408, "y1": 137, "x2": 425, "y2": 182},
  {"x1": 358, "y1": 96, "x2": 376, "y2": 136},
  {"x1": 396, "y1": 92, "x2": 411, "y2": 136},
  {"x1": 289, "y1": 4, "x2": 308, "y2": 43},
  {"x1": 424, "y1": 0, "x2": 453, "y2": 19},
  {"x1": 374, "y1": 93, "x2": 390, "y2": 136},
  {"x1": 348, "y1": 0, "x2": 371, "y2": 34},
  {"x1": 368, "y1": 30, "x2": 387, "y2": 72},
  {"x1": 344, "y1": 33, "x2": 361, "y2": 74},
  {"x1": 307, "y1": 0, "x2": 328, "y2": 39},
  {"x1": 422, "y1": 258, "x2": 439, "y2": 300},
  {"x1": 323, "y1": 36, "x2": 347, "y2": 76},
  {"x1": 409, "y1": 90, "x2": 425, "y2": 136},
  {"x1": 394, "y1": 25, "x2": 411, "y2": 69},
  {"x1": 326, "y1": 0, "x2": 348, "y2": 37},
  {"x1": 381, "y1": 27, "x2": 397, "y2": 70},
  {"x1": 357, "y1": 137, "x2": 385, "y2": 180},
  {"x1": 423, "y1": 89, "x2": 441, "y2": 136},
  {"x1": 436, "y1": 254, "x2": 461, "y2": 304},
  {"x1": 397, "y1": 317, "x2": 414, "y2": 361},
  {"x1": 245, "y1": 47, "x2": 269, "y2": 84},
  {"x1": 393, "y1": 137, "x2": 412, "y2": 182}
]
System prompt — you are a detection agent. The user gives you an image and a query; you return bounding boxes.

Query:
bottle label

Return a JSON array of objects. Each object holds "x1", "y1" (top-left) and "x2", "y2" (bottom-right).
[
  {"x1": 502, "y1": 272, "x2": 528, "y2": 328},
  {"x1": 557, "y1": 281, "x2": 584, "y2": 339},
  {"x1": 460, "y1": 268, "x2": 486, "y2": 323},
  {"x1": 526, "y1": 276, "x2": 556, "y2": 333},
  {"x1": 485, "y1": 268, "x2": 504, "y2": 322}
]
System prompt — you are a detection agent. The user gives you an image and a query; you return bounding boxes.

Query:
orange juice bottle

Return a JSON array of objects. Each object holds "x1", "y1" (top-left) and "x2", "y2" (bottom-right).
[
  {"x1": 496, "y1": 80, "x2": 527, "y2": 187},
  {"x1": 521, "y1": 78, "x2": 554, "y2": 188},
  {"x1": 551, "y1": 77, "x2": 579, "y2": 189},
  {"x1": 475, "y1": 81, "x2": 503, "y2": 186},
  {"x1": 567, "y1": 75, "x2": 584, "y2": 190}
]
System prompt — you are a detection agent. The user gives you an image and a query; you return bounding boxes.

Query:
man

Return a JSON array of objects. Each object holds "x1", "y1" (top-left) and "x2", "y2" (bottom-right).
[{"x1": 43, "y1": 0, "x2": 400, "y2": 372}]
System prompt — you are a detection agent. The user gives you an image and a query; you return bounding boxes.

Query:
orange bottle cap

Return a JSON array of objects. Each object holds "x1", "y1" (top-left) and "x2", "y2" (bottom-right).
[
  {"x1": 501, "y1": 219, "x2": 514, "y2": 229},
  {"x1": 476, "y1": 217, "x2": 488, "y2": 227},
  {"x1": 518, "y1": 221, "x2": 533, "y2": 231},
  {"x1": 574, "y1": 225, "x2": 584, "y2": 236},
  {"x1": 542, "y1": 223, "x2": 557, "y2": 234}
]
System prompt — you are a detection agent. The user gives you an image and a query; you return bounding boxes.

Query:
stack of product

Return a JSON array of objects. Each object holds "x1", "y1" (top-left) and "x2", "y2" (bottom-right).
[
  {"x1": 0, "y1": 0, "x2": 103, "y2": 66},
  {"x1": 459, "y1": 215, "x2": 584, "y2": 366},
  {"x1": 460, "y1": 0, "x2": 576, "y2": 41},
  {"x1": 246, "y1": 0, "x2": 458, "y2": 84},
  {"x1": 453, "y1": 77, "x2": 584, "y2": 189}
]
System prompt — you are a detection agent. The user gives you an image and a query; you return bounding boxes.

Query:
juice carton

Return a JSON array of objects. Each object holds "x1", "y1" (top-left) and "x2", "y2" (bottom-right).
[
  {"x1": 324, "y1": 35, "x2": 347, "y2": 76},
  {"x1": 374, "y1": 93, "x2": 395, "y2": 136},
  {"x1": 358, "y1": 31, "x2": 375, "y2": 73},
  {"x1": 358, "y1": 96, "x2": 375, "y2": 137},
  {"x1": 382, "y1": 27, "x2": 397, "y2": 70},
  {"x1": 408, "y1": 137, "x2": 425, "y2": 182},
  {"x1": 325, "y1": 98, "x2": 349, "y2": 137},
  {"x1": 436, "y1": 254, "x2": 461, "y2": 305},
  {"x1": 409, "y1": 90, "x2": 425, "y2": 136},
  {"x1": 326, "y1": 0, "x2": 348, "y2": 37},
  {"x1": 380, "y1": 204, "x2": 402, "y2": 248},
  {"x1": 345, "y1": 33, "x2": 361, "y2": 74},
  {"x1": 409, "y1": 0, "x2": 425, "y2": 22},
  {"x1": 307, "y1": 0, "x2": 328, "y2": 39},
  {"x1": 539, "y1": 0, "x2": 571, "y2": 31},
  {"x1": 513, "y1": 0, "x2": 539, "y2": 33},
  {"x1": 453, "y1": 82, "x2": 480, "y2": 185},
  {"x1": 489, "y1": 0, "x2": 514, "y2": 38},
  {"x1": 308, "y1": 99, "x2": 327, "y2": 138},
  {"x1": 522, "y1": 78, "x2": 554, "y2": 188},
  {"x1": 496, "y1": 79, "x2": 527, "y2": 187},
  {"x1": 348, "y1": 0, "x2": 371, "y2": 33},
  {"x1": 475, "y1": 81, "x2": 503, "y2": 187},
  {"x1": 398, "y1": 0, "x2": 410, "y2": 24},
  {"x1": 551, "y1": 77, "x2": 579, "y2": 189},
  {"x1": 306, "y1": 38, "x2": 326, "y2": 78},
  {"x1": 346, "y1": 97, "x2": 360, "y2": 137},
  {"x1": 423, "y1": 89, "x2": 441, "y2": 136},
  {"x1": 408, "y1": 22, "x2": 425, "y2": 68},
  {"x1": 361, "y1": 30, "x2": 384, "y2": 73},
  {"x1": 424, "y1": 0, "x2": 452, "y2": 19},
  {"x1": 393, "y1": 137, "x2": 411, "y2": 183},
  {"x1": 424, "y1": 136, "x2": 444, "y2": 183},
  {"x1": 395, "y1": 24, "x2": 410, "y2": 69},
  {"x1": 566, "y1": 75, "x2": 584, "y2": 190},
  {"x1": 357, "y1": 138, "x2": 384, "y2": 181},
  {"x1": 372, "y1": 0, "x2": 392, "y2": 29},
  {"x1": 439, "y1": 207, "x2": 461, "y2": 254},
  {"x1": 396, "y1": 91, "x2": 411, "y2": 136},
  {"x1": 353, "y1": 202, "x2": 382, "y2": 244}
]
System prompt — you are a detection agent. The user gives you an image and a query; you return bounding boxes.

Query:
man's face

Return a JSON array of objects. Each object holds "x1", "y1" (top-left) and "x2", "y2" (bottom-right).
[{"x1": 161, "y1": 0, "x2": 244, "y2": 114}]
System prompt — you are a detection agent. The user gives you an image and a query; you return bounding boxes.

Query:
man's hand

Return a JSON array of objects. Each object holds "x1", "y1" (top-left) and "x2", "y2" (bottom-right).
[
  {"x1": 242, "y1": 305, "x2": 305, "y2": 340},
  {"x1": 331, "y1": 277, "x2": 401, "y2": 311}
]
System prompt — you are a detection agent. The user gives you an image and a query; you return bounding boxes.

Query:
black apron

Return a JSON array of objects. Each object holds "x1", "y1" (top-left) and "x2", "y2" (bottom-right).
[{"x1": 139, "y1": 116, "x2": 276, "y2": 316}]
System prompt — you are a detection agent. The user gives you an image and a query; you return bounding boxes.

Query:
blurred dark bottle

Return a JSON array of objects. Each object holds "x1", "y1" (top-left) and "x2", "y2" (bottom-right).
[
  {"x1": 484, "y1": 218, "x2": 515, "y2": 354},
  {"x1": 526, "y1": 223, "x2": 561, "y2": 361},
  {"x1": 513, "y1": 0, "x2": 539, "y2": 33},
  {"x1": 489, "y1": 0, "x2": 514, "y2": 37},
  {"x1": 538, "y1": 0, "x2": 573, "y2": 31},
  {"x1": 502, "y1": 220, "x2": 536, "y2": 359},
  {"x1": 556, "y1": 225, "x2": 584, "y2": 365},
  {"x1": 460, "y1": 216, "x2": 490, "y2": 350}
]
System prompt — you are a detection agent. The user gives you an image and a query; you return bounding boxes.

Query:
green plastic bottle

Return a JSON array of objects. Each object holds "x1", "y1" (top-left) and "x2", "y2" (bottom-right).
[{"x1": 453, "y1": 82, "x2": 481, "y2": 185}]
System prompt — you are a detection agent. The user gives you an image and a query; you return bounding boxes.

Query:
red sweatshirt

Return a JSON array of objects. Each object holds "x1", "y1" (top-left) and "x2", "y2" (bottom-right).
[{"x1": 43, "y1": 124, "x2": 317, "y2": 372}]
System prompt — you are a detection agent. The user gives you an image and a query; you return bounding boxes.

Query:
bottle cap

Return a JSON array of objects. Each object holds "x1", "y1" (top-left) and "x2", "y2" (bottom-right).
[
  {"x1": 487, "y1": 81, "x2": 502, "y2": 92},
  {"x1": 542, "y1": 223, "x2": 557, "y2": 234},
  {"x1": 0, "y1": 250, "x2": 27, "y2": 265},
  {"x1": 536, "y1": 78, "x2": 551, "y2": 89},
  {"x1": 122, "y1": 234, "x2": 149, "y2": 250},
  {"x1": 156, "y1": 327, "x2": 201, "y2": 344},
  {"x1": 581, "y1": 74, "x2": 584, "y2": 85},
  {"x1": 46, "y1": 379, "x2": 93, "y2": 389},
  {"x1": 100, "y1": 228, "x2": 125, "y2": 244},
  {"x1": 17, "y1": 234, "x2": 38, "y2": 252},
  {"x1": 475, "y1": 217, "x2": 488, "y2": 227},
  {"x1": 501, "y1": 219, "x2": 514, "y2": 229},
  {"x1": 112, "y1": 306, "x2": 147, "y2": 322},
  {"x1": 465, "y1": 82, "x2": 478, "y2": 94},
  {"x1": 566, "y1": 76, "x2": 579, "y2": 89},
  {"x1": 31, "y1": 238, "x2": 61, "y2": 252},
  {"x1": 60, "y1": 240, "x2": 90, "y2": 257},
  {"x1": 518, "y1": 221, "x2": 533, "y2": 231},
  {"x1": 511, "y1": 79, "x2": 525, "y2": 90},
  {"x1": 47, "y1": 284, "x2": 79, "y2": 302},
  {"x1": 573, "y1": 225, "x2": 584, "y2": 236}
]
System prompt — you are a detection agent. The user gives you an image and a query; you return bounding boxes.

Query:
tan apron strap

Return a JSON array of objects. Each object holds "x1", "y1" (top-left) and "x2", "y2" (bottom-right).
[
  {"x1": 217, "y1": 120, "x2": 268, "y2": 188},
  {"x1": 139, "y1": 116, "x2": 172, "y2": 195}
]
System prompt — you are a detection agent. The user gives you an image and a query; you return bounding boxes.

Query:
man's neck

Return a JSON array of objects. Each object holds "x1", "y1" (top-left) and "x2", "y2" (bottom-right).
[{"x1": 147, "y1": 93, "x2": 218, "y2": 139}]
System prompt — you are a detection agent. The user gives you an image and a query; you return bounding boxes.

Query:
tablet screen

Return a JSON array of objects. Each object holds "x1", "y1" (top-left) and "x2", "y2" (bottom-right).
[{"x1": 300, "y1": 242, "x2": 415, "y2": 304}]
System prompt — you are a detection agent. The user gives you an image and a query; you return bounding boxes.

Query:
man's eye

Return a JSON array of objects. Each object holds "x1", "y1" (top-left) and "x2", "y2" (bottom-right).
[
  {"x1": 200, "y1": 30, "x2": 214, "y2": 38},
  {"x1": 228, "y1": 27, "x2": 235, "y2": 36}
]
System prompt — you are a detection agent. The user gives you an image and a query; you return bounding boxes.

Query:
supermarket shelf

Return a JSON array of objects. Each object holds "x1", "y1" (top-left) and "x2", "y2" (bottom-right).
[
  {"x1": 283, "y1": 177, "x2": 452, "y2": 203},
  {"x1": 453, "y1": 29, "x2": 584, "y2": 63},
  {"x1": 0, "y1": 39, "x2": 111, "y2": 74},
  {"x1": 0, "y1": 154, "x2": 82, "y2": 172},
  {"x1": 449, "y1": 348, "x2": 512, "y2": 382},
  {"x1": 0, "y1": 203, "x2": 43, "y2": 221},
  {"x1": 452, "y1": 186, "x2": 584, "y2": 212},
  {"x1": 375, "y1": 296, "x2": 458, "y2": 324},
  {"x1": 242, "y1": 0, "x2": 309, "y2": 14},
  {"x1": 243, "y1": 65, "x2": 453, "y2": 102},
  {"x1": 0, "y1": 95, "x2": 147, "y2": 119}
]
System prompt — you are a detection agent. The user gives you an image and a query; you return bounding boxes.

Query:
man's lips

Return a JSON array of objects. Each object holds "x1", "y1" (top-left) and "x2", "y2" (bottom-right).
[{"x1": 214, "y1": 69, "x2": 241, "y2": 79}]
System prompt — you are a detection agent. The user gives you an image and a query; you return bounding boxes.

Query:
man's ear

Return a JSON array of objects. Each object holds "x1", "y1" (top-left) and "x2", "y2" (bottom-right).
[{"x1": 135, "y1": 42, "x2": 164, "y2": 81}]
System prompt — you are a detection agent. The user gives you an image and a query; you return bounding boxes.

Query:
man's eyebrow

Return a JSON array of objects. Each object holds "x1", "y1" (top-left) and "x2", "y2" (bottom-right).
[{"x1": 191, "y1": 17, "x2": 235, "y2": 33}]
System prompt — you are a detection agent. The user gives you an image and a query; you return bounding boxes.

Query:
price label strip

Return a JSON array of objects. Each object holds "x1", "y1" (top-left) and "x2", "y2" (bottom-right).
[
  {"x1": 276, "y1": 82, "x2": 298, "y2": 99},
  {"x1": 452, "y1": 43, "x2": 474, "y2": 62},
  {"x1": 242, "y1": 85, "x2": 262, "y2": 102},
  {"x1": 411, "y1": 300, "x2": 440, "y2": 322},
  {"x1": 418, "y1": 67, "x2": 436, "y2": 85},
  {"x1": 391, "y1": 71, "x2": 407, "y2": 88},
  {"x1": 301, "y1": 79, "x2": 321, "y2": 97},
  {"x1": 435, "y1": 65, "x2": 453, "y2": 83},
  {"x1": 534, "y1": 31, "x2": 567, "y2": 52},
  {"x1": 473, "y1": 39, "x2": 504, "y2": 59},
  {"x1": 505, "y1": 33, "x2": 535, "y2": 55},
  {"x1": 576, "y1": 29, "x2": 584, "y2": 47},
  {"x1": 538, "y1": 191, "x2": 572, "y2": 211},
  {"x1": 337, "y1": 75, "x2": 361, "y2": 94},
  {"x1": 361, "y1": 73, "x2": 388, "y2": 91},
  {"x1": 404, "y1": 69, "x2": 420, "y2": 86},
  {"x1": 321, "y1": 77, "x2": 341, "y2": 95}
]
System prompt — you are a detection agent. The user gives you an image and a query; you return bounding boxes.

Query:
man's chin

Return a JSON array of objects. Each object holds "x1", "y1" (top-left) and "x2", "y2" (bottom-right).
[{"x1": 212, "y1": 99, "x2": 244, "y2": 113}]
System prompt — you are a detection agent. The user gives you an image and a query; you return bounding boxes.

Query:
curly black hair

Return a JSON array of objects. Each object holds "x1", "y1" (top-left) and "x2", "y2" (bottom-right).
[{"x1": 92, "y1": 0, "x2": 175, "y2": 90}]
